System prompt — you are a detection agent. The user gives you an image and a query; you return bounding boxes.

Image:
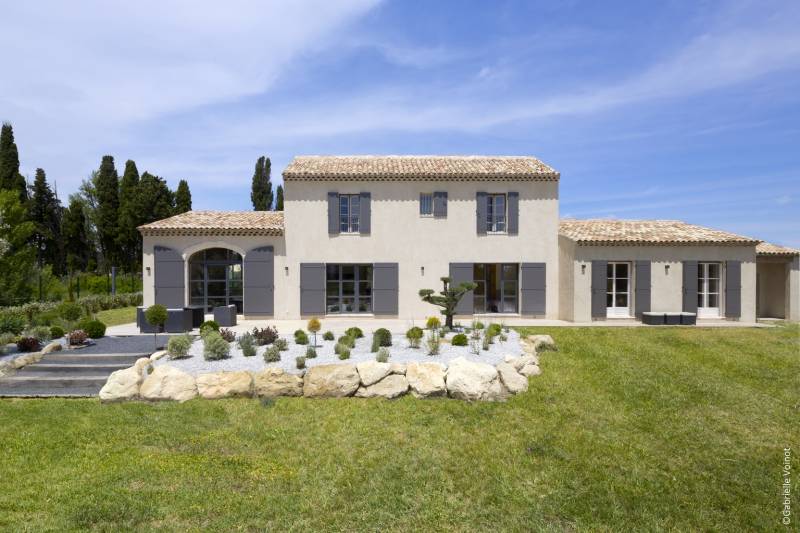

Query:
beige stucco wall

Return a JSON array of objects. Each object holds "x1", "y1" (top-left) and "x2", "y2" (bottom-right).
[
  {"x1": 558, "y1": 235, "x2": 575, "y2": 320},
  {"x1": 757, "y1": 256, "x2": 799, "y2": 321},
  {"x1": 283, "y1": 179, "x2": 560, "y2": 319},
  {"x1": 562, "y1": 243, "x2": 757, "y2": 323}
]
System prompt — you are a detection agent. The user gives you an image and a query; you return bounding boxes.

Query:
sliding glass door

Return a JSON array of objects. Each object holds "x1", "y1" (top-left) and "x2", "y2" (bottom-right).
[{"x1": 473, "y1": 263, "x2": 518, "y2": 313}]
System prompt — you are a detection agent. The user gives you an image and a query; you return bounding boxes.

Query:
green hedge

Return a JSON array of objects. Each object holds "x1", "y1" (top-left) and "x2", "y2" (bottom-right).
[{"x1": 0, "y1": 292, "x2": 142, "y2": 333}]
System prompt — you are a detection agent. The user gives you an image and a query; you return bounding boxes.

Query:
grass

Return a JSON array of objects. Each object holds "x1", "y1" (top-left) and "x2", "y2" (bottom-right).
[
  {"x1": 1, "y1": 325, "x2": 798, "y2": 531},
  {"x1": 95, "y1": 306, "x2": 137, "y2": 327}
]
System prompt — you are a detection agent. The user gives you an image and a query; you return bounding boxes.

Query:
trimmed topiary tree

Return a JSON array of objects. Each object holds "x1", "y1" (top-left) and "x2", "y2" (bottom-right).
[
  {"x1": 307, "y1": 317, "x2": 321, "y2": 346},
  {"x1": 144, "y1": 304, "x2": 167, "y2": 352},
  {"x1": 419, "y1": 277, "x2": 477, "y2": 329}
]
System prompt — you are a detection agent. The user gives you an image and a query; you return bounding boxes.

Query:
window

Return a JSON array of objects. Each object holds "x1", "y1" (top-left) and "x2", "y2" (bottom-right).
[
  {"x1": 339, "y1": 194, "x2": 360, "y2": 233},
  {"x1": 486, "y1": 194, "x2": 506, "y2": 232},
  {"x1": 606, "y1": 262, "x2": 630, "y2": 317},
  {"x1": 420, "y1": 193, "x2": 433, "y2": 216},
  {"x1": 326, "y1": 264, "x2": 372, "y2": 313}
]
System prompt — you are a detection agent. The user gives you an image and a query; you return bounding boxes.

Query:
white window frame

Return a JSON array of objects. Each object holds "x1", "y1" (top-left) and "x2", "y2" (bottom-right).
[
  {"x1": 606, "y1": 261, "x2": 632, "y2": 318},
  {"x1": 697, "y1": 262, "x2": 722, "y2": 318},
  {"x1": 486, "y1": 193, "x2": 507, "y2": 233},
  {"x1": 419, "y1": 193, "x2": 433, "y2": 217},
  {"x1": 339, "y1": 194, "x2": 360, "y2": 234}
]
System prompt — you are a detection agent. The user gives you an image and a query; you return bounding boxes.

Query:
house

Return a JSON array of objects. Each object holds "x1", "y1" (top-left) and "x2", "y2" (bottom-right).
[{"x1": 138, "y1": 155, "x2": 799, "y2": 323}]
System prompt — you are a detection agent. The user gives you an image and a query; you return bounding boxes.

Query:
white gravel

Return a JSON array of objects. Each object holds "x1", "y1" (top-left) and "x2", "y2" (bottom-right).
[{"x1": 153, "y1": 329, "x2": 524, "y2": 375}]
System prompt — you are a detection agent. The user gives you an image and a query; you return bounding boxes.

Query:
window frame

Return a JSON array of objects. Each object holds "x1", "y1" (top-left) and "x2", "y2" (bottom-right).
[
  {"x1": 339, "y1": 194, "x2": 361, "y2": 234},
  {"x1": 486, "y1": 193, "x2": 507, "y2": 233},
  {"x1": 326, "y1": 263, "x2": 373, "y2": 314},
  {"x1": 419, "y1": 193, "x2": 433, "y2": 217}
]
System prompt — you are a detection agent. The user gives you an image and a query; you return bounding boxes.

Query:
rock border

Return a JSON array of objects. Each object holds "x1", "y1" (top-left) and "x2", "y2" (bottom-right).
[
  {"x1": 99, "y1": 335, "x2": 552, "y2": 403},
  {"x1": 0, "y1": 341, "x2": 62, "y2": 378}
]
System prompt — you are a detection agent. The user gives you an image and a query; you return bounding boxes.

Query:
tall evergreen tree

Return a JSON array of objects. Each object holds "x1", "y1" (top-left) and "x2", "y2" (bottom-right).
[
  {"x1": 117, "y1": 160, "x2": 141, "y2": 272},
  {"x1": 0, "y1": 190, "x2": 35, "y2": 305},
  {"x1": 175, "y1": 179, "x2": 192, "y2": 214},
  {"x1": 94, "y1": 155, "x2": 120, "y2": 270},
  {"x1": 62, "y1": 196, "x2": 90, "y2": 273},
  {"x1": 0, "y1": 123, "x2": 28, "y2": 203},
  {"x1": 137, "y1": 172, "x2": 175, "y2": 224},
  {"x1": 275, "y1": 184, "x2": 284, "y2": 211},
  {"x1": 29, "y1": 168, "x2": 63, "y2": 277},
  {"x1": 250, "y1": 156, "x2": 273, "y2": 210}
]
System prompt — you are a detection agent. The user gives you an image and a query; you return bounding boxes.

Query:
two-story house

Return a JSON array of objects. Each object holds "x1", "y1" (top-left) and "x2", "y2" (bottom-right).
[{"x1": 138, "y1": 155, "x2": 799, "y2": 323}]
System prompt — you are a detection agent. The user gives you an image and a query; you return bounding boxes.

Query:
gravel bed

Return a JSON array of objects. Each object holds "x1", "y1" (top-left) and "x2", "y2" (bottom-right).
[{"x1": 153, "y1": 329, "x2": 525, "y2": 375}]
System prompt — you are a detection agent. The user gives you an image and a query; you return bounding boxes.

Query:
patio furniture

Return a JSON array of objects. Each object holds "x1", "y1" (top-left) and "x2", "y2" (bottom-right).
[
  {"x1": 184, "y1": 306, "x2": 205, "y2": 328},
  {"x1": 641, "y1": 312, "x2": 665, "y2": 325},
  {"x1": 680, "y1": 312, "x2": 697, "y2": 325},
  {"x1": 664, "y1": 313, "x2": 681, "y2": 326},
  {"x1": 213, "y1": 304, "x2": 237, "y2": 327},
  {"x1": 165, "y1": 308, "x2": 193, "y2": 333}
]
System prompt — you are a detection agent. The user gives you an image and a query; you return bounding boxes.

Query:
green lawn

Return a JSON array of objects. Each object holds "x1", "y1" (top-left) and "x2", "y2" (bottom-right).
[
  {"x1": 1, "y1": 325, "x2": 798, "y2": 531},
  {"x1": 95, "y1": 306, "x2": 137, "y2": 327}
]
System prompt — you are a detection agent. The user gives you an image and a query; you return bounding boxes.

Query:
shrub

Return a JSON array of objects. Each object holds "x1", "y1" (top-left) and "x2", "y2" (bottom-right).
[
  {"x1": 238, "y1": 333, "x2": 257, "y2": 357},
  {"x1": 0, "y1": 333, "x2": 15, "y2": 355},
  {"x1": 308, "y1": 317, "x2": 321, "y2": 345},
  {"x1": 376, "y1": 347, "x2": 390, "y2": 363},
  {"x1": 406, "y1": 326, "x2": 423, "y2": 348},
  {"x1": 472, "y1": 320, "x2": 485, "y2": 330},
  {"x1": 67, "y1": 329, "x2": 88, "y2": 346},
  {"x1": 482, "y1": 335, "x2": 490, "y2": 351},
  {"x1": 274, "y1": 338, "x2": 289, "y2": 351},
  {"x1": 78, "y1": 319, "x2": 106, "y2": 339},
  {"x1": 305, "y1": 346, "x2": 317, "y2": 358},
  {"x1": 57, "y1": 301, "x2": 84, "y2": 322},
  {"x1": 425, "y1": 316, "x2": 441, "y2": 330},
  {"x1": 199, "y1": 320, "x2": 220, "y2": 337},
  {"x1": 0, "y1": 313, "x2": 26, "y2": 335},
  {"x1": 251, "y1": 326, "x2": 279, "y2": 346},
  {"x1": 334, "y1": 342, "x2": 348, "y2": 356},
  {"x1": 322, "y1": 330, "x2": 334, "y2": 341},
  {"x1": 451, "y1": 333, "x2": 468, "y2": 346},
  {"x1": 487, "y1": 323, "x2": 502, "y2": 338},
  {"x1": 337, "y1": 335, "x2": 356, "y2": 348},
  {"x1": 167, "y1": 334, "x2": 193, "y2": 359},
  {"x1": 49, "y1": 325, "x2": 65, "y2": 339},
  {"x1": 25, "y1": 326, "x2": 52, "y2": 343},
  {"x1": 295, "y1": 356, "x2": 306, "y2": 370},
  {"x1": 371, "y1": 328, "x2": 392, "y2": 352},
  {"x1": 16, "y1": 336, "x2": 41, "y2": 352},
  {"x1": 203, "y1": 332, "x2": 230, "y2": 361},
  {"x1": 425, "y1": 331, "x2": 440, "y2": 356},
  {"x1": 263, "y1": 345, "x2": 281, "y2": 363},
  {"x1": 294, "y1": 329, "x2": 309, "y2": 345},
  {"x1": 145, "y1": 304, "x2": 168, "y2": 329},
  {"x1": 345, "y1": 326, "x2": 364, "y2": 339},
  {"x1": 337, "y1": 345, "x2": 351, "y2": 360},
  {"x1": 218, "y1": 328, "x2": 236, "y2": 342}
]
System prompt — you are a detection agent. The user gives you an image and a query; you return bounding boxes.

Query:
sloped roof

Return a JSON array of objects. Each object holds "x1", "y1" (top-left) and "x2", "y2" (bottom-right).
[
  {"x1": 756, "y1": 242, "x2": 800, "y2": 256},
  {"x1": 283, "y1": 155, "x2": 559, "y2": 180},
  {"x1": 138, "y1": 211, "x2": 284, "y2": 236},
  {"x1": 559, "y1": 219, "x2": 760, "y2": 246}
]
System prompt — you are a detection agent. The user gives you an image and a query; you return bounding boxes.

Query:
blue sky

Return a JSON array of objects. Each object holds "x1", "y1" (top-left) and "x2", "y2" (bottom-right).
[{"x1": 2, "y1": 0, "x2": 799, "y2": 246}]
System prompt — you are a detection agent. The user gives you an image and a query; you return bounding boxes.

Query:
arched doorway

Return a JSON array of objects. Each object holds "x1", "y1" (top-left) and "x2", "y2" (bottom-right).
[{"x1": 188, "y1": 248, "x2": 243, "y2": 312}]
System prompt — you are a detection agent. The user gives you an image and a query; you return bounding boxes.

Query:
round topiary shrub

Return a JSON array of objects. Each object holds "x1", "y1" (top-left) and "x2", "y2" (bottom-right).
[
  {"x1": 426, "y1": 316, "x2": 441, "y2": 330},
  {"x1": 322, "y1": 330, "x2": 335, "y2": 341},
  {"x1": 451, "y1": 333, "x2": 468, "y2": 346},
  {"x1": 78, "y1": 319, "x2": 106, "y2": 339},
  {"x1": 371, "y1": 328, "x2": 392, "y2": 352},
  {"x1": 295, "y1": 356, "x2": 306, "y2": 369},
  {"x1": 199, "y1": 320, "x2": 220, "y2": 337},
  {"x1": 145, "y1": 304, "x2": 168, "y2": 330},
  {"x1": 203, "y1": 332, "x2": 230, "y2": 361},
  {"x1": 486, "y1": 323, "x2": 502, "y2": 338},
  {"x1": 294, "y1": 329, "x2": 309, "y2": 345},
  {"x1": 49, "y1": 325, "x2": 65, "y2": 339},
  {"x1": 406, "y1": 326, "x2": 423, "y2": 348},
  {"x1": 305, "y1": 346, "x2": 317, "y2": 358},
  {"x1": 337, "y1": 335, "x2": 355, "y2": 348},
  {"x1": 345, "y1": 326, "x2": 364, "y2": 339}
]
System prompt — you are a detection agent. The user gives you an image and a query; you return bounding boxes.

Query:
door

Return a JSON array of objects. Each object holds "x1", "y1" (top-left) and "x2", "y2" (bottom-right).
[
  {"x1": 698, "y1": 262, "x2": 721, "y2": 318},
  {"x1": 606, "y1": 262, "x2": 631, "y2": 318},
  {"x1": 473, "y1": 263, "x2": 518, "y2": 313}
]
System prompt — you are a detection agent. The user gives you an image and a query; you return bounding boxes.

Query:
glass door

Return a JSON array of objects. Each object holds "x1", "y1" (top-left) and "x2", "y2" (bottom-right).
[
  {"x1": 606, "y1": 262, "x2": 631, "y2": 318},
  {"x1": 697, "y1": 262, "x2": 721, "y2": 318},
  {"x1": 472, "y1": 263, "x2": 518, "y2": 313}
]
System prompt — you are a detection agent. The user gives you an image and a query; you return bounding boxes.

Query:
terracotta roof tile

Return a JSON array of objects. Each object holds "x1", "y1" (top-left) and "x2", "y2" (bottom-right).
[
  {"x1": 756, "y1": 242, "x2": 800, "y2": 256},
  {"x1": 283, "y1": 155, "x2": 558, "y2": 180},
  {"x1": 559, "y1": 219, "x2": 760, "y2": 246},
  {"x1": 138, "y1": 211, "x2": 284, "y2": 237}
]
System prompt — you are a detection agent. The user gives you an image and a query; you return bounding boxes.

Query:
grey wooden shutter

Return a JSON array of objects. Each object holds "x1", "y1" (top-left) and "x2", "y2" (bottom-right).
[
  {"x1": 154, "y1": 246, "x2": 184, "y2": 308},
  {"x1": 372, "y1": 263, "x2": 398, "y2": 315},
  {"x1": 243, "y1": 246, "x2": 274, "y2": 315},
  {"x1": 433, "y1": 191, "x2": 447, "y2": 218},
  {"x1": 591, "y1": 260, "x2": 607, "y2": 318},
  {"x1": 507, "y1": 191, "x2": 519, "y2": 235},
  {"x1": 682, "y1": 261, "x2": 698, "y2": 313},
  {"x1": 476, "y1": 192, "x2": 487, "y2": 234},
  {"x1": 520, "y1": 263, "x2": 546, "y2": 315},
  {"x1": 360, "y1": 192, "x2": 371, "y2": 234},
  {"x1": 449, "y1": 263, "x2": 474, "y2": 314},
  {"x1": 328, "y1": 192, "x2": 338, "y2": 234},
  {"x1": 725, "y1": 260, "x2": 741, "y2": 318},
  {"x1": 634, "y1": 260, "x2": 651, "y2": 318},
  {"x1": 300, "y1": 263, "x2": 325, "y2": 315}
]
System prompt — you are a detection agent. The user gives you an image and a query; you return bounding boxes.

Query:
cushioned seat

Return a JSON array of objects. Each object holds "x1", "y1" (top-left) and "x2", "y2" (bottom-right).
[{"x1": 213, "y1": 305, "x2": 237, "y2": 327}]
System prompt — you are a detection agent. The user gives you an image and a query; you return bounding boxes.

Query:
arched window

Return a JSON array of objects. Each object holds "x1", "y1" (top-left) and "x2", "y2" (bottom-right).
[{"x1": 188, "y1": 248, "x2": 243, "y2": 312}]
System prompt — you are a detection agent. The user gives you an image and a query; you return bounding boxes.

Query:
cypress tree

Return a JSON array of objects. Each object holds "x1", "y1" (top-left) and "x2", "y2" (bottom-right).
[
  {"x1": 117, "y1": 160, "x2": 141, "y2": 272},
  {"x1": 250, "y1": 156, "x2": 273, "y2": 210},
  {"x1": 137, "y1": 172, "x2": 175, "y2": 224},
  {"x1": 275, "y1": 184, "x2": 284, "y2": 211},
  {"x1": 63, "y1": 196, "x2": 90, "y2": 273},
  {"x1": 0, "y1": 122, "x2": 28, "y2": 203},
  {"x1": 94, "y1": 155, "x2": 120, "y2": 270},
  {"x1": 175, "y1": 179, "x2": 192, "y2": 214},
  {"x1": 29, "y1": 168, "x2": 63, "y2": 276},
  {"x1": 0, "y1": 190, "x2": 35, "y2": 305}
]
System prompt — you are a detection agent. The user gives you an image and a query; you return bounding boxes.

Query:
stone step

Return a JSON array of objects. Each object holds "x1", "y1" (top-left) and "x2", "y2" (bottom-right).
[
  {"x1": 40, "y1": 353, "x2": 145, "y2": 365},
  {"x1": 17, "y1": 364, "x2": 130, "y2": 376},
  {"x1": 0, "y1": 385, "x2": 103, "y2": 397},
  {"x1": 0, "y1": 375, "x2": 109, "y2": 389}
]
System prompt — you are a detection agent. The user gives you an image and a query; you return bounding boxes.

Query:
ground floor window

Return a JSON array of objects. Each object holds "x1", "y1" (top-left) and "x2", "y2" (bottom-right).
[
  {"x1": 698, "y1": 262, "x2": 721, "y2": 317},
  {"x1": 326, "y1": 264, "x2": 372, "y2": 313},
  {"x1": 188, "y1": 248, "x2": 243, "y2": 312},
  {"x1": 606, "y1": 262, "x2": 631, "y2": 317},
  {"x1": 473, "y1": 263, "x2": 518, "y2": 313}
]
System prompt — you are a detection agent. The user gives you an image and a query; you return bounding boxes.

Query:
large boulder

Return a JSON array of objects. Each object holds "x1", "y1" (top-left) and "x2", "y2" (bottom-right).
[
  {"x1": 445, "y1": 357, "x2": 509, "y2": 402},
  {"x1": 389, "y1": 362, "x2": 407, "y2": 375},
  {"x1": 303, "y1": 364, "x2": 360, "y2": 397},
  {"x1": 99, "y1": 366, "x2": 144, "y2": 403},
  {"x1": 140, "y1": 365, "x2": 197, "y2": 402},
  {"x1": 356, "y1": 360, "x2": 392, "y2": 386},
  {"x1": 527, "y1": 334, "x2": 557, "y2": 352},
  {"x1": 519, "y1": 364, "x2": 542, "y2": 377},
  {"x1": 355, "y1": 374, "x2": 409, "y2": 399},
  {"x1": 196, "y1": 371, "x2": 253, "y2": 399},
  {"x1": 405, "y1": 362, "x2": 446, "y2": 398},
  {"x1": 12, "y1": 352, "x2": 42, "y2": 369},
  {"x1": 506, "y1": 354, "x2": 539, "y2": 372},
  {"x1": 253, "y1": 368, "x2": 303, "y2": 397},
  {"x1": 495, "y1": 362, "x2": 528, "y2": 394},
  {"x1": 42, "y1": 341, "x2": 62, "y2": 355}
]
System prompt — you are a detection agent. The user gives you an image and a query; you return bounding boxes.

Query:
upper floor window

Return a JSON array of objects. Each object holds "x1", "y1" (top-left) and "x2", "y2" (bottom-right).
[
  {"x1": 339, "y1": 194, "x2": 360, "y2": 233},
  {"x1": 419, "y1": 193, "x2": 433, "y2": 216},
  {"x1": 486, "y1": 193, "x2": 506, "y2": 232}
]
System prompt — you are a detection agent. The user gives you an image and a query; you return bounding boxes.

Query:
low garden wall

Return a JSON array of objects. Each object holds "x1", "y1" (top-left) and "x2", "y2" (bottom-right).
[{"x1": 99, "y1": 335, "x2": 555, "y2": 403}]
